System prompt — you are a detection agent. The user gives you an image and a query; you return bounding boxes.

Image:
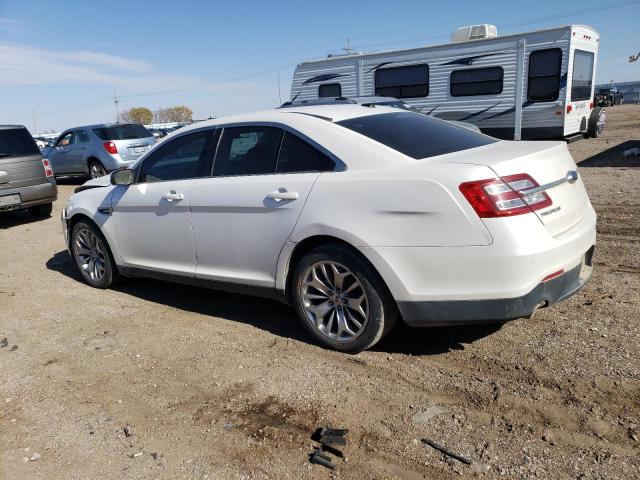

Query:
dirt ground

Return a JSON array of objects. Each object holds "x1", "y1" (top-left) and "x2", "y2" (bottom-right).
[{"x1": 1, "y1": 105, "x2": 639, "y2": 480}]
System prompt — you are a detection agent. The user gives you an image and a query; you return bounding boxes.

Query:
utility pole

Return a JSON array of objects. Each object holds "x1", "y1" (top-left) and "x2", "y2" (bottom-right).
[
  {"x1": 343, "y1": 38, "x2": 353, "y2": 55},
  {"x1": 277, "y1": 72, "x2": 282, "y2": 104},
  {"x1": 113, "y1": 90, "x2": 120, "y2": 123}
]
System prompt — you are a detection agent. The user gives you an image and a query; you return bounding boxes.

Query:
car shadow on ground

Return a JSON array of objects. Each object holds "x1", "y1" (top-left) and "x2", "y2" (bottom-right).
[
  {"x1": 578, "y1": 140, "x2": 640, "y2": 167},
  {"x1": 0, "y1": 209, "x2": 50, "y2": 229},
  {"x1": 46, "y1": 250, "x2": 502, "y2": 356},
  {"x1": 54, "y1": 176, "x2": 88, "y2": 185}
]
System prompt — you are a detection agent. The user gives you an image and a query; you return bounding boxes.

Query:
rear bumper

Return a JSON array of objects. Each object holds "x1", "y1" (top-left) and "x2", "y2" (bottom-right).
[
  {"x1": 399, "y1": 246, "x2": 593, "y2": 326},
  {"x1": 0, "y1": 180, "x2": 57, "y2": 211}
]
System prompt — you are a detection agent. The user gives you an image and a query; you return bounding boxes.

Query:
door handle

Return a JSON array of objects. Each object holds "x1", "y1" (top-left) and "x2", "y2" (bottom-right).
[
  {"x1": 267, "y1": 190, "x2": 299, "y2": 201},
  {"x1": 162, "y1": 191, "x2": 184, "y2": 201}
]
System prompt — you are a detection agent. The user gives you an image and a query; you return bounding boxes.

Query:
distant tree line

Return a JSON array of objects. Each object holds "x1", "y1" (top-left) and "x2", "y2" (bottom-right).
[{"x1": 119, "y1": 105, "x2": 193, "y2": 125}]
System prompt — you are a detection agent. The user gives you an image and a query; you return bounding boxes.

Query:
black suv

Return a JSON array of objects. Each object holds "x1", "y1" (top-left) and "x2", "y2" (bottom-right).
[{"x1": 0, "y1": 125, "x2": 58, "y2": 217}]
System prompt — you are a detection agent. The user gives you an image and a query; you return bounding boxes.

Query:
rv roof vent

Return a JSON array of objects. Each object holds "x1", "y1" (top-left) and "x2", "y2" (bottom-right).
[{"x1": 451, "y1": 25, "x2": 498, "y2": 42}]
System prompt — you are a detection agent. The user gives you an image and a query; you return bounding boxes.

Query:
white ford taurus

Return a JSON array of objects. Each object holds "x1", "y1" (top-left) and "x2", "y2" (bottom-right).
[{"x1": 62, "y1": 105, "x2": 596, "y2": 352}]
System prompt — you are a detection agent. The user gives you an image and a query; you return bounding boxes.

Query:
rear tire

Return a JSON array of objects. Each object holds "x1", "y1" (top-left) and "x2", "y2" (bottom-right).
[
  {"x1": 27, "y1": 202, "x2": 52, "y2": 218},
  {"x1": 292, "y1": 243, "x2": 398, "y2": 353},
  {"x1": 587, "y1": 106, "x2": 606, "y2": 138},
  {"x1": 88, "y1": 160, "x2": 107, "y2": 179},
  {"x1": 70, "y1": 220, "x2": 120, "y2": 288}
]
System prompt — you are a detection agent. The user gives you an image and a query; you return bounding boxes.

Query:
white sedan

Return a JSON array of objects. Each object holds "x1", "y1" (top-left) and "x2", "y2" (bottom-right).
[{"x1": 61, "y1": 105, "x2": 596, "y2": 352}]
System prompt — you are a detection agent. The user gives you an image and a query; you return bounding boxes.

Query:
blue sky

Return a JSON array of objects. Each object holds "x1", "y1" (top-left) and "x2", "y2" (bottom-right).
[{"x1": 1, "y1": 0, "x2": 639, "y2": 132}]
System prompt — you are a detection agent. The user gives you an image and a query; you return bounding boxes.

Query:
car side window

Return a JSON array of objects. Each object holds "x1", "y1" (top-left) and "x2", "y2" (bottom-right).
[
  {"x1": 56, "y1": 132, "x2": 73, "y2": 147},
  {"x1": 138, "y1": 130, "x2": 215, "y2": 183},
  {"x1": 276, "y1": 132, "x2": 335, "y2": 173},
  {"x1": 75, "y1": 130, "x2": 90, "y2": 144},
  {"x1": 213, "y1": 126, "x2": 283, "y2": 177}
]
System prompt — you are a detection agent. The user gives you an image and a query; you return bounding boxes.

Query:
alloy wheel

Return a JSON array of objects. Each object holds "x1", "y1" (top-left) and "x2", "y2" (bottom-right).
[
  {"x1": 299, "y1": 261, "x2": 369, "y2": 343},
  {"x1": 73, "y1": 228, "x2": 107, "y2": 282}
]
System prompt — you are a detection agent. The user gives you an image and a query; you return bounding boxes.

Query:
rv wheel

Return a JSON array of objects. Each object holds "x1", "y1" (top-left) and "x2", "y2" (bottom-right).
[{"x1": 587, "y1": 106, "x2": 606, "y2": 138}]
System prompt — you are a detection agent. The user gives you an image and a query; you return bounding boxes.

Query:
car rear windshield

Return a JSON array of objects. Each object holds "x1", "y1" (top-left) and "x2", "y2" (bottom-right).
[
  {"x1": 336, "y1": 111, "x2": 496, "y2": 159},
  {"x1": 0, "y1": 128, "x2": 40, "y2": 157},
  {"x1": 92, "y1": 124, "x2": 152, "y2": 141}
]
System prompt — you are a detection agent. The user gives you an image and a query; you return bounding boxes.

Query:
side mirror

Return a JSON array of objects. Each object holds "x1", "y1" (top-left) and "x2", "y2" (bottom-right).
[{"x1": 110, "y1": 168, "x2": 134, "y2": 186}]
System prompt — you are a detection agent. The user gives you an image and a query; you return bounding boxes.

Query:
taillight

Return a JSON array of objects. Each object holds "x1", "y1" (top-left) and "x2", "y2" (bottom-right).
[
  {"x1": 589, "y1": 102, "x2": 594, "y2": 109},
  {"x1": 566, "y1": 104, "x2": 573, "y2": 113},
  {"x1": 42, "y1": 158, "x2": 54, "y2": 177},
  {"x1": 459, "y1": 173, "x2": 552, "y2": 218},
  {"x1": 103, "y1": 141, "x2": 118, "y2": 155}
]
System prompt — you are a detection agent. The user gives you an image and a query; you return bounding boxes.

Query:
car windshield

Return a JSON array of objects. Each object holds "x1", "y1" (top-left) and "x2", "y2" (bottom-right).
[
  {"x1": 337, "y1": 111, "x2": 496, "y2": 159},
  {"x1": 0, "y1": 128, "x2": 40, "y2": 157},
  {"x1": 92, "y1": 124, "x2": 152, "y2": 141}
]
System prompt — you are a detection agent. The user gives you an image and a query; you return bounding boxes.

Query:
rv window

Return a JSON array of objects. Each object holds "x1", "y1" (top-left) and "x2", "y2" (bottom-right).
[
  {"x1": 528, "y1": 48, "x2": 562, "y2": 102},
  {"x1": 337, "y1": 111, "x2": 496, "y2": 160},
  {"x1": 318, "y1": 83, "x2": 342, "y2": 98},
  {"x1": 375, "y1": 64, "x2": 429, "y2": 98},
  {"x1": 571, "y1": 50, "x2": 594, "y2": 102},
  {"x1": 450, "y1": 67, "x2": 503, "y2": 96}
]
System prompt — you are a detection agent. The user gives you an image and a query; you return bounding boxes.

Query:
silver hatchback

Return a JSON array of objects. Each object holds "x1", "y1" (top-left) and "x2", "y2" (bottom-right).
[{"x1": 44, "y1": 123, "x2": 155, "y2": 178}]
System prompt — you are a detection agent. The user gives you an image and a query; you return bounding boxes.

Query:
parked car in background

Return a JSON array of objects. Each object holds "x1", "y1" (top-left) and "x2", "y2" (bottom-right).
[
  {"x1": 149, "y1": 128, "x2": 169, "y2": 139},
  {"x1": 62, "y1": 105, "x2": 595, "y2": 352},
  {"x1": 279, "y1": 96, "x2": 482, "y2": 131},
  {"x1": 43, "y1": 124, "x2": 155, "y2": 179},
  {"x1": 0, "y1": 125, "x2": 57, "y2": 217}
]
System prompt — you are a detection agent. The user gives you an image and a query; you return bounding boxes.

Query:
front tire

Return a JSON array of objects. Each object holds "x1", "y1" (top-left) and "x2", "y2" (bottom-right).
[
  {"x1": 27, "y1": 202, "x2": 52, "y2": 218},
  {"x1": 292, "y1": 244, "x2": 398, "y2": 353},
  {"x1": 70, "y1": 220, "x2": 119, "y2": 288}
]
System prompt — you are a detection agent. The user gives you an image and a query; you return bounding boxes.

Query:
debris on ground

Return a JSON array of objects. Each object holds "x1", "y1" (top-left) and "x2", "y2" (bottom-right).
[
  {"x1": 222, "y1": 423, "x2": 235, "y2": 431},
  {"x1": 10, "y1": 344, "x2": 18, "y2": 351},
  {"x1": 128, "y1": 452, "x2": 143, "y2": 459},
  {"x1": 309, "y1": 427, "x2": 349, "y2": 470},
  {"x1": 29, "y1": 452, "x2": 41, "y2": 461},
  {"x1": 411, "y1": 405, "x2": 447, "y2": 424},
  {"x1": 422, "y1": 439, "x2": 472, "y2": 465},
  {"x1": 0, "y1": 338, "x2": 8, "y2": 348},
  {"x1": 309, "y1": 449, "x2": 336, "y2": 470},
  {"x1": 123, "y1": 425, "x2": 133, "y2": 437}
]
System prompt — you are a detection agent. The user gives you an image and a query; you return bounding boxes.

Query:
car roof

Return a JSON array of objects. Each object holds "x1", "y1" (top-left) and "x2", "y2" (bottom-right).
[
  {"x1": 175, "y1": 104, "x2": 400, "y2": 135},
  {"x1": 0, "y1": 125, "x2": 29, "y2": 130}
]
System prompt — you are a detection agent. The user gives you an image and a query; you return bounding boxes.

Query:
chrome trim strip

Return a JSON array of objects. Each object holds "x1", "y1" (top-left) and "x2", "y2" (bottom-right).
[{"x1": 519, "y1": 170, "x2": 578, "y2": 195}]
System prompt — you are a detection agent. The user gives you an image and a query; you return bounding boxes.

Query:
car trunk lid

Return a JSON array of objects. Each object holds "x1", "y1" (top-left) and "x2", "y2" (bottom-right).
[
  {"x1": 113, "y1": 137, "x2": 155, "y2": 160},
  {"x1": 447, "y1": 140, "x2": 589, "y2": 237}
]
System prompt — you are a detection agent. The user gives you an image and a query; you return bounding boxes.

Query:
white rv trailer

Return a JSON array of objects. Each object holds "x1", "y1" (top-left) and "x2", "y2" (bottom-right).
[{"x1": 290, "y1": 25, "x2": 601, "y2": 141}]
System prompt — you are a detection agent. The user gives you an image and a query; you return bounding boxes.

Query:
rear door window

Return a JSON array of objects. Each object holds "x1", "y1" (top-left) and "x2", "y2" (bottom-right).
[
  {"x1": 75, "y1": 130, "x2": 91, "y2": 144},
  {"x1": 93, "y1": 124, "x2": 152, "y2": 140},
  {"x1": 571, "y1": 50, "x2": 594, "y2": 101},
  {"x1": 139, "y1": 130, "x2": 216, "y2": 183},
  {"x1": 276, "y1": 132, "x2": 335, "y2": 173},
  {"x1": 213, "y1": 127, "x2": 283, "y2": 176},
  {"x1": 0, "y1": 128, "x2": 40, "y2": 156},
  {"x1": 337, "y1": 111, "x2": 496, "y2": 159}
]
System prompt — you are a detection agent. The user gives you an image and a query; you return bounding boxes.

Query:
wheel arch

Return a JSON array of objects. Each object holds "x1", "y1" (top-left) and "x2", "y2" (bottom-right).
[
  {"x1": 86, "y1": 156, "x2": 104, "y2": 174},
  {"x1": 281, "y1": 234, "x2": 401, "y2": 310},
  {"x1": 67, "y1": 212, "x2": 121, "y2": 265}
]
